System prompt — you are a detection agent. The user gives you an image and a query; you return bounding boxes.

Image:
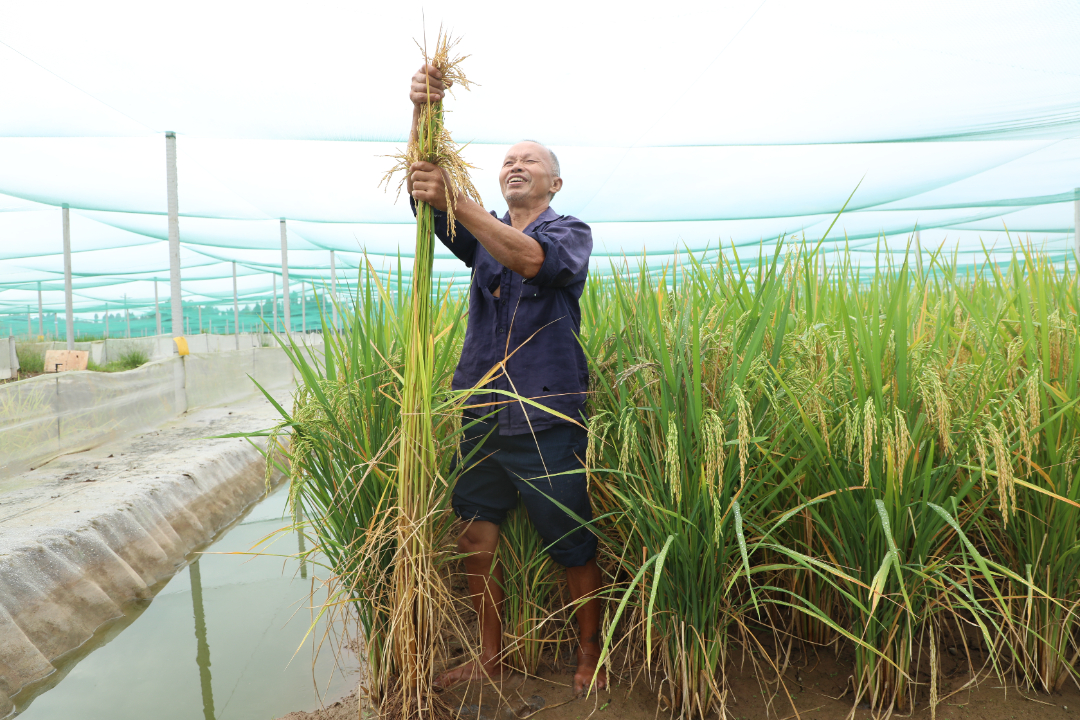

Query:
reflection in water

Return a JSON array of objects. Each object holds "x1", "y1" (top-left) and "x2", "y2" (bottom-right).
[
  {"x1": 190, "y1": 559, "x2": 216, "y2": 720},
  {"x1": 12, "y1": 485, "x2": 356, "y2": 720},
  {"x1": 297, "y1": 508, "x2": 308, "y2": 581}
]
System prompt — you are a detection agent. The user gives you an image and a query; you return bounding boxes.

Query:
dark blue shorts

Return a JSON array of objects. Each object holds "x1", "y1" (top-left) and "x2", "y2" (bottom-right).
[{"x1": 450, "y1": 415, "x2": 598, "y2": 568}]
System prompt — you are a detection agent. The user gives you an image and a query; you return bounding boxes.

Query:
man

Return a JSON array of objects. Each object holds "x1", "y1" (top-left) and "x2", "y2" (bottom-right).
[{"x1": 406, "y1": 64, "x2": 606, "y2": 697}]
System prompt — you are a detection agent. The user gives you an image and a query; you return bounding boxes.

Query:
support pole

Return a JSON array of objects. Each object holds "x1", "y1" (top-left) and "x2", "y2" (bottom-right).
[
  {"x1": 125, "y1": 295, "x2": 131, "y2": 338},
  {"x1": 63, "y1": 205, "x2": 74, "y2": 351},
  {"x1": 280, "y1": 219, "x2": 291, "y2": 336},
  {"x1": 232, "y1": 261, "x2": 240, "y2": 350},
  {"x1": 105, "y1": 303, "x2": 110, "y2": 338},
  {"x1": 330, "y1": 250, "x2": 338, "y2": 333},
  {"x1": 1074, "y1": 187, "x2": 1079, "y2": 266},
  {"x1": 155, "y1": 281, "x2": 163, "y2": 335},
  {"x1": 166, "y1": 132, "x2": 183, "y2": 336},
  {"x1": 198, "y1": 305, "x2": 202, "y2": 334},
  {"x1": 301, "y1": 280, "x2": 306, "y2": 333},
  {"x1": 37, "y1": 282, "x2": 44, "y2": 336},
  {"x1": 272, "y1": 275, "x2": 278, "y2": 333}
]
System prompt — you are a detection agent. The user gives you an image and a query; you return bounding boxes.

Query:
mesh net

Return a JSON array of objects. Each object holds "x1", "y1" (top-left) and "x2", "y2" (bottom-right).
[{"x1": 1, "y1": 0, "x2": 1078, "y2": 334}]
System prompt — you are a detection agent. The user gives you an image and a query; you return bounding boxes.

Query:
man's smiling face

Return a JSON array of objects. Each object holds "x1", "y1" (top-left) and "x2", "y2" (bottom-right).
[{"x1": 499, "y1": 141, "x2": 562, "y2": 207}]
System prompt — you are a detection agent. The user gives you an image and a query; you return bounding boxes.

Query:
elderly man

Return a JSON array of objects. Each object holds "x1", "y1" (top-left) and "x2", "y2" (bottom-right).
[{"x1": 406, "y1": 64, "x2": 606, "y2": 696}]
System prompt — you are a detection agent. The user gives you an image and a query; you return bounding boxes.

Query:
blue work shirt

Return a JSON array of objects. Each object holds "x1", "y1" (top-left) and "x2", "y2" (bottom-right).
[{"x1": 412, "y1": 199, "x2": 593, "y2": 435}]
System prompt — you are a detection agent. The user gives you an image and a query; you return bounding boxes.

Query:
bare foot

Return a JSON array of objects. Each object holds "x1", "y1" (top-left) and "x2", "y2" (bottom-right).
[
  {"x1": 573, "y1": 650, "x2": 608, "y2": 697},
  {"x1": 434, "y1": 659, "x2": 507, "y2": 690}
]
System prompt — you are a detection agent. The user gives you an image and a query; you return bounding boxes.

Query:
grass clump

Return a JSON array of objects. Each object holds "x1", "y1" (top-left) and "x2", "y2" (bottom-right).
[
  {"x1": 89, "y1": 348, "x2": 150, "y2": 373},
  {"x1": 14, "y1": 344, "x2": 45, "y2": 374}
]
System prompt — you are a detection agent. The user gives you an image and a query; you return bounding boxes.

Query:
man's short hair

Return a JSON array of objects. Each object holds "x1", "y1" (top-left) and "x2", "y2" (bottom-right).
[{"x1": 522, "y1": 140, "x2": 560, "y2": 178}]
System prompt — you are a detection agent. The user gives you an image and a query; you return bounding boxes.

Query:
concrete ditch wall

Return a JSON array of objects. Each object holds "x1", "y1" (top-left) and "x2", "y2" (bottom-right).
[
  {"x1": 15, "y1": 331, "x2": 322, "y2": 368},
  {"x1": 0, "y1": 409, "x2": 285, "y2": 715},
  {"x1": 0, "y1": 346, "x2": 300, "y2": 480},
  {"x1": 0, "y1": 338, "x2": 17, "y2": 381}
]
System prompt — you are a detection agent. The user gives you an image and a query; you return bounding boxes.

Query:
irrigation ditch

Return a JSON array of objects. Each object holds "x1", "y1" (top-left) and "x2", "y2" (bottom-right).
[{"x1": 0, "y1": 345, "x2": 336, "y2": 717}]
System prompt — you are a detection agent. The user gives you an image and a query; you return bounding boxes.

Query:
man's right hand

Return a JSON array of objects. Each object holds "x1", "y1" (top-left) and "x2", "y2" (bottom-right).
[{"x1": 410, "y1": 64, "x2": 450, "y2": 107}]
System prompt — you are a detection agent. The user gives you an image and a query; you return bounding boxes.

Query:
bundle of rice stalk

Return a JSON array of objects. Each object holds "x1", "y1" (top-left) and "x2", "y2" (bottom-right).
[{"x1": 383, "y1": 29, "x2": 481, "y2": 720}]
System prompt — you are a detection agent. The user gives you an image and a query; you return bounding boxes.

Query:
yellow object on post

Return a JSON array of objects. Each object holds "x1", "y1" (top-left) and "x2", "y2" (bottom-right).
[{"x1": 174, "y1": 337, "x2": 189, "y2": 356}]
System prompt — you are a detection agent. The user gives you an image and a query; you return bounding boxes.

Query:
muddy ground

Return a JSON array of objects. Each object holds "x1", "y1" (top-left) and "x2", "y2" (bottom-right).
[{"x1": 278, "y1": 641, "x2": 1079, "y2": 720}]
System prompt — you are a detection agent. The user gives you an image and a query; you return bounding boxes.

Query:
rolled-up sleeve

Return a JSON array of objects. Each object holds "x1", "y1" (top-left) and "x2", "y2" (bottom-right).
[
  {"x1": 409, "y1": 197, "x2": 478, "y2": 268},
  {"x1": 523, "y1": 217, "x2": 593, "y2": 288}
]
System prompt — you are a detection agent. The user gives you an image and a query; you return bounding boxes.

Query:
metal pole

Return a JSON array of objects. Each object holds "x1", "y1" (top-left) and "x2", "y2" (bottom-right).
[
  {"x1": 125, "y1": 295, "x2": 131, "y2": 338},
  {"x1": 280, "y1": 219, "x2": 291, "y2": 336},
  {"x1": 105, "y1": 303, "x2": 110, "y2": 338},
  {"x1": 37, "y1": 282, "x2": 43, "y2": 336},
  {"x1": 330, "y1": 250, "x2": 338, "y2": 332},
  {"x1": 166, "y1": 132, "x2": 182, "y2": 336},
  {"x1": 301, "y1": 280, "x2": 306, "y2": 333},
  {"x1": 232, "y1": 261, "x2": 240, "y2": 350},
  {"x1": 1074, "y1": 187, "x2": 1079, "y2": 266},
  {"x1": 63, "y1": 204, "x2": 74, "y2": 351},
  {"x1": 272, "y1": 274, "x2": 278, "y2": 333},
  {"x1": 154, "y1": 281, "x2": 162, "y2": 335}
]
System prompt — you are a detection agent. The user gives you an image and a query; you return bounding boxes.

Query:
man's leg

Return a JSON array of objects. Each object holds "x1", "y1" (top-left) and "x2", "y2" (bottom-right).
[
  {"x1": 567, "y1": 558, "x2": 607, "y2": 696},
  {"x1": 436, "y1": 519, "x2": 507, "y2": 686}
]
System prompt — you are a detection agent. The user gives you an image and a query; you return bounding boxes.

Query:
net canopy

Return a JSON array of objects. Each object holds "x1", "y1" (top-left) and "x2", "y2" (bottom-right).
[{"x1": 1, "y1": 0, "x2": 1078, "y2": 329}]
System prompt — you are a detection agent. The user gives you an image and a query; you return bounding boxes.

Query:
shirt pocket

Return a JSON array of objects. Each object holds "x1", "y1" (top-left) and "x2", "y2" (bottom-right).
[{"x1": 520, "y1": 283, "x2": 548, "y2": 300}]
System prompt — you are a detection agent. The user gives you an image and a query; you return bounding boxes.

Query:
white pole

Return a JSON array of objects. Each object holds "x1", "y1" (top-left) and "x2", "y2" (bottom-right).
[
  {"x1": 37, "y1": 281, "x2": 44, "y2": 336},
  {"x1": 272, "y1": 274, "x2": 278, "y2": 333},
  {"x1": 330, "y1": 250, "x2": 338, "y2": 332},
  {"x1": 301, "y1": 280, "x2": 307, "y2": 333},
  {"x1": 232, "y1": 261, "x2": 240, "y2": 350},
  {"x1": 198, "y1": 305, "x2": 202, "y2": 334},
  {"x1": 154, "y1": 282, "x2": 162, "y2": 336},
  {"x1": 166, "y1": 132, "x2": 182, "y2": 336},
  {"x1": 125, "y1": 295, "x2": 131, "y2": 338},
  {"x1": 105, "y1": 303, "x2": 110, "y2": 338},
  {"x1": 1073, "y1": 187, "x2": 1079, "y2": 266},
  {"x1": 63, "y1": 204, "x2": 74, "y2": 351},
  {"x1": 280, "y1": 219, "x2": 291, "y2": 335}
]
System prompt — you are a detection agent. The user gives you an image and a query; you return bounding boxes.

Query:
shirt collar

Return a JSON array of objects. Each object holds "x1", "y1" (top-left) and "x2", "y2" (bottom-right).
[{"x1": 500, "y1": 206, "x2": 560, "y2": 234}]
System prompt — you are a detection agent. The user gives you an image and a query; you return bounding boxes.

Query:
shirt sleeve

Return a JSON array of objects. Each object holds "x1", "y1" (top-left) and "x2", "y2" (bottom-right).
[
  {"x1": 523, "y1": 216, "x2": 593, "y2": 288},
  {"x1": 409, "y1": 196, "x2": 478, "y2": 268}
]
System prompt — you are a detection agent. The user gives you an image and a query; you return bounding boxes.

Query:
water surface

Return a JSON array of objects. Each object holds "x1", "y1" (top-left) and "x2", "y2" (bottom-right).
[{"x1": 13, "y1": 485, "x2": 356, "y2": 719}]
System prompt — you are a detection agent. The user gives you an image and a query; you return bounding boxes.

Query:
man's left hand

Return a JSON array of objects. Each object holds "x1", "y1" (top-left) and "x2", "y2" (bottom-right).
[{"x1": 409, "y1": 161, "x2": 458, "y2": 212}]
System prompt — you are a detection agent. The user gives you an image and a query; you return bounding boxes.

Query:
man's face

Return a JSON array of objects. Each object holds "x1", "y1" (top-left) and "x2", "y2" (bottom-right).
[{"x1": 499, "y1": 142, "x2": 562, "y2": 206}]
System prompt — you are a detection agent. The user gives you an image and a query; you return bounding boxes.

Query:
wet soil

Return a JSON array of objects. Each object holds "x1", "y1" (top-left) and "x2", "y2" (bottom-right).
[{"x1": 277, "y1": 643, "x2": 1080, "y2": 720}]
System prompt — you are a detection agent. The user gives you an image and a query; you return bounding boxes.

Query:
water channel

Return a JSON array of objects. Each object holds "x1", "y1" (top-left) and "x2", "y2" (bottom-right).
[{"x1": 10, "y1": 485, "x2": 357, "y2": 719}]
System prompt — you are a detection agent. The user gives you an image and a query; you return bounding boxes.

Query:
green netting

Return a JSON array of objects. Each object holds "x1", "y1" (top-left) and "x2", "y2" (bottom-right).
[{"x1": 1, "y1": 1, "x2": 1078, "y2": 332}]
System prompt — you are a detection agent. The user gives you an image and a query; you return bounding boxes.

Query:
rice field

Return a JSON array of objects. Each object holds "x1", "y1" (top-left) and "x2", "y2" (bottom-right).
[{"x1": 263, "y1": 241, "x2": 1080, "y2": 719}]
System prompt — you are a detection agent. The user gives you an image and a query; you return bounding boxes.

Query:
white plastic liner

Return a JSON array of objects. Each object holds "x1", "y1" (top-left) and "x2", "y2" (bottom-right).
[{"x1": 0, "y1": 348, "x2": 299, "y2": 478}]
